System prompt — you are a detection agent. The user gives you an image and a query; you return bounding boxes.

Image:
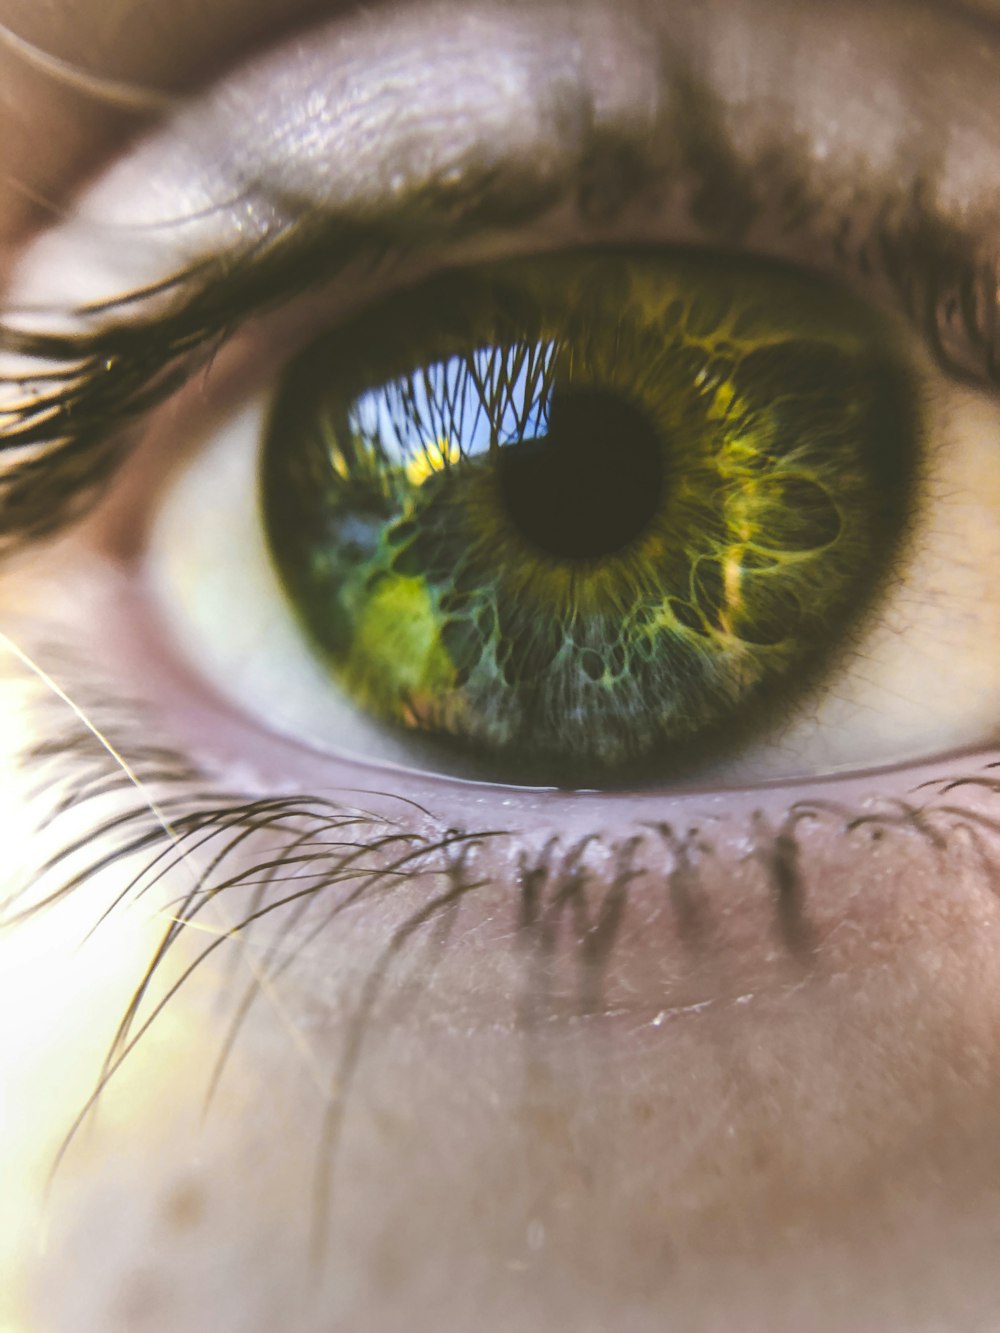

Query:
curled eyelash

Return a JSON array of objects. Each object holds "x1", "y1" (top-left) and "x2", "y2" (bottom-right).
[
  {"x1": 5, "y1": 646, "x2": 1000, "y2": 1261},
  {"x1": 0, "y1": 233, "x2": 316, "y2": 547},
  {"x1": 1, "y1": 63, "x2": 1000, "y2": 560},
  {"x1": 8, "y1": 656, "x2": 1000, "y2": 1054}
]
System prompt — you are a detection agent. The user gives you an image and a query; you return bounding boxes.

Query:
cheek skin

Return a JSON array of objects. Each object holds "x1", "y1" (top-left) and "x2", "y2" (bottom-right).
[
  {"x1": 3, "y1": 549, "x2": 1000, "y2": 1331},
  {"x1": 5, "y1": 767, "x2": 1000, "y2": 1333}
]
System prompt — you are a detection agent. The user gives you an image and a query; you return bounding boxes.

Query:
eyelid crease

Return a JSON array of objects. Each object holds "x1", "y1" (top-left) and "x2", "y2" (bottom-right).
[{"x1": 1, "y1": 1, "x2": 1000, "y2": 552}]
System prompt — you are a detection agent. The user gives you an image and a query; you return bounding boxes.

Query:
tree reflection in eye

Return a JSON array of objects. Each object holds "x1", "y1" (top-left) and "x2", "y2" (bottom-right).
[{"x1": 3, "y1": 2, "x2": 1000, "y2": 1332}]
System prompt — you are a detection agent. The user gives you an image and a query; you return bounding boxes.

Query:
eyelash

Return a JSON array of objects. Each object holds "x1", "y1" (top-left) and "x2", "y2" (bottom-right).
[
  {"x1": 4, "y1": 56, "x2": 1000, "y2": 1184},
  {"x1": 2, "y1": 582, "x2": 999, "y2": 1231},
  {"x1": 2, "y1": 64, "x2": 1000, "y2": 551},
  {"x1": 10, "y1": 654, "x2": 1000, "y2": 1007}
]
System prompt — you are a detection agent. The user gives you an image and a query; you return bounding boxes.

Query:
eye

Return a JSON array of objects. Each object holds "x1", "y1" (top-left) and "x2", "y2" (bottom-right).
[
  {"x1": 7, "y1": 8, "x2": 1000, "y2": 1329},
  {"x1": 6, "y1": 0, "x2": 999, "y2": 795},
  {"x1": 148, "y1": 243, "x2": 942, "y2": 787}
]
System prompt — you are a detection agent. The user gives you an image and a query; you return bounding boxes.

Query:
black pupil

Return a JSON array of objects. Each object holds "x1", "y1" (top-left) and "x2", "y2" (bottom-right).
[{"x1": 497, "y1": 386, "x2": 665, "y2": 561}]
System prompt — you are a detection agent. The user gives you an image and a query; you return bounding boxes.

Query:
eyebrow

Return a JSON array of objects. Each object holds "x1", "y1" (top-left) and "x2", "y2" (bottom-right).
[{"x1": 1, "y1": 0, "x2": 999, "y2": 553}]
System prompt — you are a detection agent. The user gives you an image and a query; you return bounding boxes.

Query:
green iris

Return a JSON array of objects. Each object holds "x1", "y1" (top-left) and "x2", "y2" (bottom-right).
[{"x1": 262, "y1": 249, "x2": 917, "y2": 780}]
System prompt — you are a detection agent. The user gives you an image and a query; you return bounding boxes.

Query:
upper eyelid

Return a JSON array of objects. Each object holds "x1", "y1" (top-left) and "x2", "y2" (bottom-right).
[{"x1": 2, "y1": 0, "x2": 1000, "y2": 553}]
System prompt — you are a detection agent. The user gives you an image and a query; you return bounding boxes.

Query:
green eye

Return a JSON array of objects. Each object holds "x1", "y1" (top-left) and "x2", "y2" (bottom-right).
[{"x1": 262, "y1": 249, "x2": 918, "y2": 782}]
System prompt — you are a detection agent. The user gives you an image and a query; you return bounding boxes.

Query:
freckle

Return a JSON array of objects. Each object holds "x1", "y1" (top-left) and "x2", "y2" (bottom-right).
[{"x1": 160, "y1": 1180, "x2": 207, "y2": 1234}]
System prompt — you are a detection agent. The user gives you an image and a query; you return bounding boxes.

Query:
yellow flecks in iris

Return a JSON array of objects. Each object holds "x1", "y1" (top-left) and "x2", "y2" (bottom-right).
[
  {"x1": 405, "y1": 436, "x2": 460, "y2": 486},
  {"x1": 346, "y1": 574, "x2": 455, "y2": 722},
  {"x1": 723, "y1": 552, "x2": 745, "y2": 604},
  {"x1": 329, "y1": 448, "x2": 351, "y2": 481},
  {"x1": 719, "y1": 551, "x2": 746, "y2": 635},
  {"x1": 319, "y1": 416, "x2": 353, "y2": 481},
  {"x1": 709, "y1": 380, "x2": 736, "y2": 417},
  {"x1": 642, "y1": 600, "x2": 680, "y2": 634}
]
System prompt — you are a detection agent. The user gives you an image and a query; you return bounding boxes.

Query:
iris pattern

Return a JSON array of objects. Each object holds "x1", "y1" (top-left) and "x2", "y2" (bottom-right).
[{"x1": 262, "y1": 251, "x2": 916, "y2": 779}]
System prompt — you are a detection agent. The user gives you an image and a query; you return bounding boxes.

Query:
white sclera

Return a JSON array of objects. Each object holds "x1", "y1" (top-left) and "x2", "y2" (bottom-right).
[
  {"x1": 147, "y1": 367, "x2": 1000, "y2": 786},
  {"x1": 145, "y1": 395, "x2": 465, "y2": 774}
]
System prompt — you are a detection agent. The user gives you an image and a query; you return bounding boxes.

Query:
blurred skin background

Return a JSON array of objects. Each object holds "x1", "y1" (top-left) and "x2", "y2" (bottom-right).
[{"x1": 2, "y1": 0, "x2": 1000, "y2": 1329}]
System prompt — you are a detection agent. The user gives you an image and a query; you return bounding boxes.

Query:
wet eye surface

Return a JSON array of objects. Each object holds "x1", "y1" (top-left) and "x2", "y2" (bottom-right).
[{"x1": 263, "y1": 249, "x2": 917, "y2": 784}]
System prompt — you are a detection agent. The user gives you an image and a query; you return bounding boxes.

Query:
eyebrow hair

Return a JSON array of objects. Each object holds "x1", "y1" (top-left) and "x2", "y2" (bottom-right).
[{"x1": 0, "y1": 63, "x2": 998, "y2": 555}]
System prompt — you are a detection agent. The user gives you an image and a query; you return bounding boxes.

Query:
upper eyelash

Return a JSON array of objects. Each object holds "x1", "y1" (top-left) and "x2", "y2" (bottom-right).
[
  {"x1": 0, "y1": 70, "x2": 999, "y2": 553},
  {"x1": 0, "y1": 201, "x2": 424, "y2": 549}
]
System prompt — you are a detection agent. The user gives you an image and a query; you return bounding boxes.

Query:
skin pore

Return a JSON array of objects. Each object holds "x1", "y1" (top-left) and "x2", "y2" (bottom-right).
[{"x1": 3, "y1": 1, "x2": 1000, "y2": 1330}]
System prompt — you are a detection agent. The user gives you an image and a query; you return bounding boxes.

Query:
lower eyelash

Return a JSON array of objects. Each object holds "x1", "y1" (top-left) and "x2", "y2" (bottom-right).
[
  {"x1": 8, "y1": 660, "x2": 1000, "y2": 984},
  {"x1": 7, "y1": 643, "x2": 1000, "y2": 1236}
]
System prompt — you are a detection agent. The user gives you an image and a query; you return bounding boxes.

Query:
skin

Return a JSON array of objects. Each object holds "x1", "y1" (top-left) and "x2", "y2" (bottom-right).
[{"x1": 2, "y1": 1, "x2": 1000, "y2": 1330}]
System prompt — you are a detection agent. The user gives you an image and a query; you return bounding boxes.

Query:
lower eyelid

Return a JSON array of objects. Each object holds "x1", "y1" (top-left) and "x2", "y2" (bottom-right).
[
  {"x1": 5, "y1": 542, "x2": 1000, "y2": 1033},
  {"x1": 7, "y1": 661, "x2": 1000, "y2": 1333}
]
